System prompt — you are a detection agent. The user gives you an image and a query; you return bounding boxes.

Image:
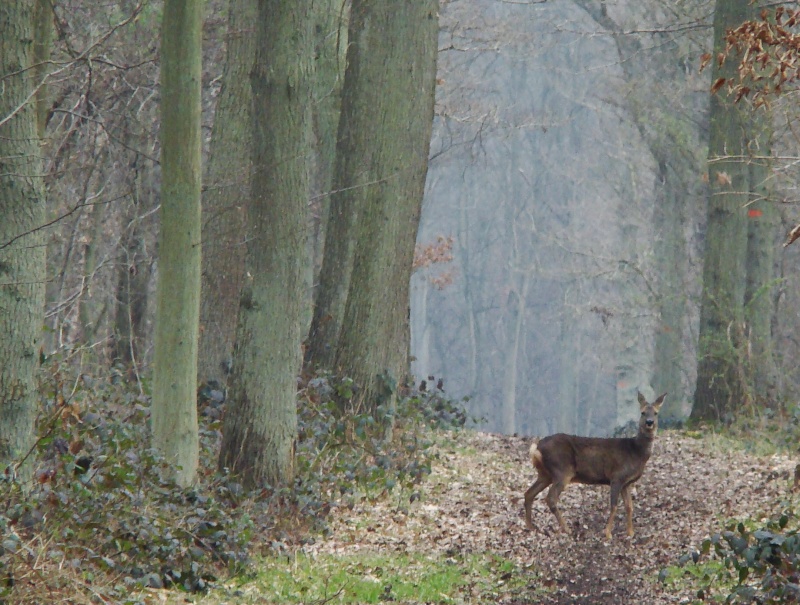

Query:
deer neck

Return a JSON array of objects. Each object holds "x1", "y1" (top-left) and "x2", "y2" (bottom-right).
[{"x1": 633, "y1": 429, "x2": 655, "y2": 457}]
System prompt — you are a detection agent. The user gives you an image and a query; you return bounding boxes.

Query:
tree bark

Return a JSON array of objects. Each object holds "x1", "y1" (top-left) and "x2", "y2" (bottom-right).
[
  {"x1": 331, "y1": 0, "x2": 439, "y2": 412},
  {"x1": 151, "y1": 0, "x2": 203, "y2": 487},
  {"x1": 0, "y1": 3, "x2": 47, "y2": 481},
  {"x1": 218, "y1": 0, "x2": 312, "y2": 488},
  {"x1": 33, "y1": 0, "x2": 53, "y2": 138},
  {"x1": 197, "y1": 0, "x2": 255, "y2": 386}
]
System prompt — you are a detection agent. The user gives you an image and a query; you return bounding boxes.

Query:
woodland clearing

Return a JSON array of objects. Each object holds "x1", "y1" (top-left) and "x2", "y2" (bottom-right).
[{"x1": 186, "y1": 429, "x2": 796, "y2": 605}]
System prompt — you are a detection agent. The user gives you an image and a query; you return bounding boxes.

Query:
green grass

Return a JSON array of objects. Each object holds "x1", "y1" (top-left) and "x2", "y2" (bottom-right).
[
  {"x1": 213, "y1": 551, "x2": 533, "y2": 604},
  {"x1": 660, "y1": 559, "x2": 731, "y2": 604}
]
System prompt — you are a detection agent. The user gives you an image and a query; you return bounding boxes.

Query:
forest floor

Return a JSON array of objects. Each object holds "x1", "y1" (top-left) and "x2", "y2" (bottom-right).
[{"x1": 185, "y1": 429, "x2": 796, "y2": 605}]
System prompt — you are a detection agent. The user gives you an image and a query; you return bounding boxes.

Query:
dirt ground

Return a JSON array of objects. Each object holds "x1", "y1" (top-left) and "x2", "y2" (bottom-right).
[{"x1": 306, "y1": 430, "x2": 796, "y2": 604}]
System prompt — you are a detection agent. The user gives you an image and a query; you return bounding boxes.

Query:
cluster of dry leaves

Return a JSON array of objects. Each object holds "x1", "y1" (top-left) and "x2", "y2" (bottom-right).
[{"x1": 306, "y1": 430, "x2": 796, "y2": 604}]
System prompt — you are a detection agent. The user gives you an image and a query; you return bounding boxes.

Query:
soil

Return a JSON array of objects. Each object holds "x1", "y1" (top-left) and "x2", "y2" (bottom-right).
[{"x1": 305, "y1": 430, "x2": 796, "y2": 604}]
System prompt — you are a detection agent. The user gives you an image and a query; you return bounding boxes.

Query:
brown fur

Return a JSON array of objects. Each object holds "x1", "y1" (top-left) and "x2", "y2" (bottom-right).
[{"x1": 523, "y1": 392, "x2": 666, "y2": 540}]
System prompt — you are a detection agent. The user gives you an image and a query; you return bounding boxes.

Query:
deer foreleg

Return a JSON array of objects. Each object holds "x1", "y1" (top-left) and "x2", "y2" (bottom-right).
[
  {"x1": 622, "y1": 485, "x2": 634, "y2": 537},
  {"x1": 604, "y1": 482, "x2": 623, "y2": 540}
]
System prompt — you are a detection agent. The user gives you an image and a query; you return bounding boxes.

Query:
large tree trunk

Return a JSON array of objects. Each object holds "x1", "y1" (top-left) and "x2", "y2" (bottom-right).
[
  {"x1": 151, "y1": 0, "x2": 202, "y2": 487},
  {"x1": 0, "y1": 3, "x2": 47, "y2": 481},
  {"x1": 196, "y1": 0, "x2": 255, "y2": 386},
  {"x1": 218, "y1": 0, "x2": 312, "y2": 488},
  {"x1": 331, "y1": 0, "x2": 439, "y2": 412},
  {"x1": 303, "y1": 2, "x2": 366, "y2": 371},
  {"x1": 692, "y1": 0, "x2": 757, "y2": 421}
]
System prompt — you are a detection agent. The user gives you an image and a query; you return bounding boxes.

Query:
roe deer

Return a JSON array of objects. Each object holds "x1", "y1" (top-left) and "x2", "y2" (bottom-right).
[{"x1": 523, "y1": 391, "x2": 666, "y2": 539}]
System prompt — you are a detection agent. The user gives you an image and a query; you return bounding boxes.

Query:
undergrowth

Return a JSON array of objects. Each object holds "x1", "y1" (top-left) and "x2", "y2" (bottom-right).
[
  {"x1": 0, "y1": 362, "x2": 466, "y2": 604},
  {"x1": 695, "y1": 402, "x2": 800, "y2": 457},
  {"x1": 665, "y1": 403, "x2": 800, "y2": 604},
  {"x1": 663, "y1": 501, "x2": 800, "y2": 604}
]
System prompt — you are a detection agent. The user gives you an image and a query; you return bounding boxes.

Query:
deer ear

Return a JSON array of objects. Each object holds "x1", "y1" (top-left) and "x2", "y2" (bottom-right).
[
  {"x1": 653, "y1": 392, "x2": 667, "y2": 410},
  {"x1": 637, "y1": 391, "x2": 647, "y2": 409}
]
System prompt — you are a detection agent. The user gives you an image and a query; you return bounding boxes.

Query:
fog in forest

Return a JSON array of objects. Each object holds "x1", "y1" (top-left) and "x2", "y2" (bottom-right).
[{"x1": 412, "y1": 0, "x2": 714, "y2": 436}]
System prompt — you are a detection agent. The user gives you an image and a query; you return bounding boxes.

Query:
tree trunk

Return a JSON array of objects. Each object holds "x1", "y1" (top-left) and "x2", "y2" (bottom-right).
[
  {"x1": 0, "y1": 3, "x2": 47, "y2": 481},
  {"x1": 151, "y1": 0, "x2": 203, "y2": 487},
  {"x1": 218, "y1": 0, "x2": 312, "y2": 488},
  {"x1": 692, "y1": 0, "x2": 755, "y2": 421},
  {"x1": 743, "y1": 115, "x2": 778, "y2": 405},
  {"x1": 308, "y1": 0, "x2": 347, "y2": 280},
  {"x1": 303, "y1": 3, "x2": 366, "y2": 371},
  {"x1": 197, "y1": 0, "x2": 255, "y2": 386},
  {"x1": 332, "y1": 0, "x2": 439, "y2": 412}
]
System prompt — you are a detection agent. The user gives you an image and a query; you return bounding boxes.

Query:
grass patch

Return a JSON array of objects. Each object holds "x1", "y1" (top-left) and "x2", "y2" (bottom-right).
[
  {"x1": 214, "y1": 551, "x2": 533, "y2": 604},
  {"x1": 660, "y1": 559, "x2": 731, "y2": 604},
  {"x1": 688, "y1": 403, "x2": 800, "y2": 458}
]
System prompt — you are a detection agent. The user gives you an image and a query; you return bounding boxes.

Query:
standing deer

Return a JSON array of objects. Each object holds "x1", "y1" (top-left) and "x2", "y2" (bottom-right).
[{"x1": 523, "y1": 391, "x2": 666, "y2": 539}]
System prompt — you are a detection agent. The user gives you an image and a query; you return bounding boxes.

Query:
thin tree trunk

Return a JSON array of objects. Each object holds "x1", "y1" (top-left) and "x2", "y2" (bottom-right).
[
  {"x1": 308, "y1": 0, "x2": 347, "y2": 280},
  {"x1": 151, "y1": 0, "x2": 203, "y2": 487},
  {"x1": 652, "y1": 159, "x2": 689, "y2": 422},
  {"x1": 743, "y1": 116, "x2": 778, "y2": 404}
]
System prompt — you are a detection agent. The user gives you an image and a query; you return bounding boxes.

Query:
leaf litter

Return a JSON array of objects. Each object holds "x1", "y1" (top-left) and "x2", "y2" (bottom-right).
[{"x1": 304, "y1": 430, "x2": 796, "y2": 604}]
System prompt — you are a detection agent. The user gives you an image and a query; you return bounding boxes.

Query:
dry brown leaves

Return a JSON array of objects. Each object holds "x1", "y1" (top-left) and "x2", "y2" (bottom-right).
[{"x1": 305, "y1": 430, "x2": 796, "y2": 605}]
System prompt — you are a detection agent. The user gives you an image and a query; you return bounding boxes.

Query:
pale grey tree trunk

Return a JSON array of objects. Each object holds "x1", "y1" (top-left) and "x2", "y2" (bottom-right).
[{"x1": 151, "y1": 0, "x2": 203, "y2": 487}]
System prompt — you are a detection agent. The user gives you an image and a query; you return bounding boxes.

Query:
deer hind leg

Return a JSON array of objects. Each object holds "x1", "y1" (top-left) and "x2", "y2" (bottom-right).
[
  {"x1": 524, "y1": 475, "x2": 552, "y2": 531},
  {"x1": 622, "y1": 485, "x2": 634, "y2": 537},
  {"x1": 604, "y1": 481, "x2": 623, "y2": 540},
  {"x1": 545, "y1": 478, "x2": 571, "y2": 534}
]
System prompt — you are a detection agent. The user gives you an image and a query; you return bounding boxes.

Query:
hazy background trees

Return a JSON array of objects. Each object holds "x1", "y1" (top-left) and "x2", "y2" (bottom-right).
[
  {"x1": 7, "y1": 0, "x2": 800, "y2": 462},
  {"x1": 412, "y1": 0, "x2": 710, "y2": 435}
]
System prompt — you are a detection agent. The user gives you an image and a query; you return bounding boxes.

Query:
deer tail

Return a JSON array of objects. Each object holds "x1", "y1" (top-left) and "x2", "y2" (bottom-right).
[{"x1": 529, "y1": 439, "x2": 544, "y2": 470}]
